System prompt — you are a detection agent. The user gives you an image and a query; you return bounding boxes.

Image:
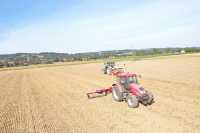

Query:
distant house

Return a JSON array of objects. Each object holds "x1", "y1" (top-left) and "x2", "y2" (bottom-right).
[
  {"x1": 116, "y1": 52, "x2": 133, "y2": 56},
  {"x1": 23, "y1": 62, "x2": 29, "y2": 66},
  {"x1": 180, "y1": 50, "x2": 186, "y2": 54}
]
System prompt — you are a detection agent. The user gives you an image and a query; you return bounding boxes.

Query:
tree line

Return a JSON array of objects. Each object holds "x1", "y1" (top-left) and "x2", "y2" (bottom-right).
[{"x1": 0, "y1": 47, "x2": 199, "y2": 68}]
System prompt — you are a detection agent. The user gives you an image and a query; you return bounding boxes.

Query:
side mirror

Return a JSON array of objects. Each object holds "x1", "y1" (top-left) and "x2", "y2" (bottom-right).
[{"x1": 138, "y1": 74, "x2": 142, "y2": 78}]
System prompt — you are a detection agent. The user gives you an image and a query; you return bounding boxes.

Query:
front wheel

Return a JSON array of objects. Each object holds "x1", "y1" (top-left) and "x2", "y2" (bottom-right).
[
  {"x1": 112, "y1": 86, "x2": 123, "y2": 102},
  {"x1": 126, "y1": 95, "x2": 139, "y2": 108}
]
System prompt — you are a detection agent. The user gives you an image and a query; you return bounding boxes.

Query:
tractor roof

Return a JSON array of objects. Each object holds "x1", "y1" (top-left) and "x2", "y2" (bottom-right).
[
  {"x1": 117, "y1": 72, "x2": 136, "y2": 77},
  {"x1": 106, "y1": 61, "x2": 115, "y2": 64}
]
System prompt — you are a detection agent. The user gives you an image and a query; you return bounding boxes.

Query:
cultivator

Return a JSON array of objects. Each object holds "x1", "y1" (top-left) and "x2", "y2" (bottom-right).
[{"x1": 87, "y1": 87, "x2": 112, "y2": 99}]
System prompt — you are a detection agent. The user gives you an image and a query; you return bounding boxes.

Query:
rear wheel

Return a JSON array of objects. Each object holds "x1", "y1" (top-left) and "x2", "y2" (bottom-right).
[
  {"x1": 147, "y1": 91, "x2": 154, "y2": 105},
  {"x1": 104, "y1": 69, "x2": 107, "y2": 74},
  {"x1": 112, "y1": 86, "x2": 123, "y2": 102},
  {"x1": 126, "y1": 95, "x2": 139, "y2": 108}
]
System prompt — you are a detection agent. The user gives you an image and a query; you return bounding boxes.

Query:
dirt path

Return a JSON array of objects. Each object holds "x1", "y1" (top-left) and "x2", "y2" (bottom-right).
[{"x1": 0, "y1": 54, "x2": 200, "y2": 133}]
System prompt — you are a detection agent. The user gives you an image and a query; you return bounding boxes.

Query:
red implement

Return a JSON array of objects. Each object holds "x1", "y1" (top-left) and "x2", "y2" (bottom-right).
[{"x1": 87, "y1": 87, "x2": 112, "y2": 99}]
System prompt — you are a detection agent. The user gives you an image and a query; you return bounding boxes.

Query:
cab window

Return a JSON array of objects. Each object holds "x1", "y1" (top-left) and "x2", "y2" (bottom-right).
[{"x1": 127, "y1": 76, "x2": 138, "y2": 84}]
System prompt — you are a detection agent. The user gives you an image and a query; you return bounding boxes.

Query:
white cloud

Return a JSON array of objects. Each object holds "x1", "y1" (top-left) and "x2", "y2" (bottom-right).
[{"x1": 0, "y1": 0, "x2": 200, "y2": 54}]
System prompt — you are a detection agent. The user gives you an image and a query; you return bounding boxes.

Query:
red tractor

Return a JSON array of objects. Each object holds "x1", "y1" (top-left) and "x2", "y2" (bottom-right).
[{"x1": 87, "y1": 72, "x2": 154, "y2": 108}]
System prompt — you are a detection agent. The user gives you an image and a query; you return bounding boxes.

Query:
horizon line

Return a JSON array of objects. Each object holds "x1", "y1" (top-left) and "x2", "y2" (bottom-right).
[{"x1": 0, "y1": 46, "x2": 199, "y2": 55}]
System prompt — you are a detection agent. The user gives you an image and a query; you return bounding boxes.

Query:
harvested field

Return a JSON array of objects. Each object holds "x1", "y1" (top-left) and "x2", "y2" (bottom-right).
[{"x1": 0, "y1": 54, "x2": 200, "y2": 133}]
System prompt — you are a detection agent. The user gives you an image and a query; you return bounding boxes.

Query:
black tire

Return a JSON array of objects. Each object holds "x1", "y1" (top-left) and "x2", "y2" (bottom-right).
[
  {"x1": 147, "y1": 91, "x2": 154, "y2": 105},
  {"x1": 112, "y1": 86, "x2": 123, "y2": 102},
  {"x1": 126, "y1": 95, "x2": 139, "y2": 108},
  {"x1": 104, "y1": 69, "x2": 107, "y2": 74}
]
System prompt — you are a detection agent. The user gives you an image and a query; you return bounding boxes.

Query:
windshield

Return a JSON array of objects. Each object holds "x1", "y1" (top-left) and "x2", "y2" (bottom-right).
[
  {"x1": 127, "y1": 76, "x2": 138, "y2": 84},
  {"x1": 118, "y1": 76, "x2": 138, "y2": 84}
]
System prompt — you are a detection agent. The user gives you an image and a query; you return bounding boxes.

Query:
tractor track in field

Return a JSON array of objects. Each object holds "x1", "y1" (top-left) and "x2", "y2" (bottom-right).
[{"x1": 0, "y1": 54, "x2": 200, "y2": 133}]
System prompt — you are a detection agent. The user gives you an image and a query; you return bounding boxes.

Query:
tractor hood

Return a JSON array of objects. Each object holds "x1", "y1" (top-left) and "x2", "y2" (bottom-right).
[{"x1": 129, "y1": 83, "x2": 146, "y2": 96}]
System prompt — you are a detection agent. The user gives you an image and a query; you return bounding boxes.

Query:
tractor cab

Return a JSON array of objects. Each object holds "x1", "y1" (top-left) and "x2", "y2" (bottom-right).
[
  {"x1": 117, "y1": 72, "x2": 138, "y2": 84},
  {"x1": 116, "y1": 72, "x2": 139, "y2": 90},
  {"x1": 104, "y1": 61, "x2": 115, "y2": 69},
  {"x1": 104, "y1": 61, "x2": 115, "y2": 67},
  {"x1": 103, "y1": 61, "x2": 116, "y2": 74}
]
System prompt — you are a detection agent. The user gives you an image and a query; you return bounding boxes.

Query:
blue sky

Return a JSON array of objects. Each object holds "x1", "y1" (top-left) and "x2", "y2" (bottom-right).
[{"x1": 0, "y1": 0, "x2": 200, "y2": 54}]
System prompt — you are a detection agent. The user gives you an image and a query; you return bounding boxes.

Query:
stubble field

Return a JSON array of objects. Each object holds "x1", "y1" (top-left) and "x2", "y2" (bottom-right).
[{"x1": 0, "y1": 54, "x2": 200, "y2": 133}]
